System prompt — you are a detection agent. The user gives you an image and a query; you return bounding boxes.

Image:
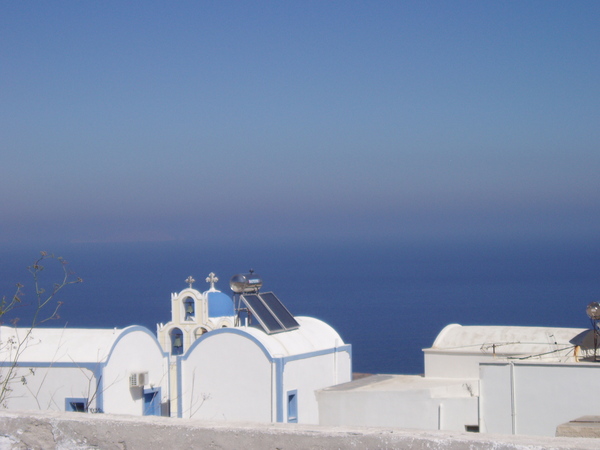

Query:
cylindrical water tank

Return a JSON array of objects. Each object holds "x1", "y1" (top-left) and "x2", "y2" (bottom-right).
[{"x1": 230, "y1": 272, "x2": 263, "y2": 293}]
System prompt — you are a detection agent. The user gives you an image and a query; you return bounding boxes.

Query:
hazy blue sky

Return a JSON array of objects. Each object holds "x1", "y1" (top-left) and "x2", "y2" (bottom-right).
[{"x1": 2, "y1": 1, "x2": 599, "y2": 245}]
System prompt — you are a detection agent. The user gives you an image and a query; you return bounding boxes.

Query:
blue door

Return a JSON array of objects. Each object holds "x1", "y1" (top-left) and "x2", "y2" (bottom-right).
[{"x1": 143, "y1": 388, "x2": 161, "y2": 416}]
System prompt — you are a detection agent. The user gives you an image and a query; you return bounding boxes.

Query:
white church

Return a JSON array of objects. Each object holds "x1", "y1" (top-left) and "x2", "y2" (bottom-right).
[
  {"x1": 3, "y1": 267, "x2": 600, "y2": 437},
  {"x1": 0, "y1": 271, "x2": 351, "y2": 424},
  {"x1": 157, "y1": 272, "x2": 352, "y2": 423}
]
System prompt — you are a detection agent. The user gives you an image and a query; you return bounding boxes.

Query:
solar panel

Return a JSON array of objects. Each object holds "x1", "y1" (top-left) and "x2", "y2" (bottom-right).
[
  {"x1": 260, "y1": 292, "x2": 299, "y2": 331},
  {"x1": 240, "y1": 292, "x2": 300, "y2": 334},
  {"x1": 242, "y1": 294, "x2": 284, "y2": 334}
]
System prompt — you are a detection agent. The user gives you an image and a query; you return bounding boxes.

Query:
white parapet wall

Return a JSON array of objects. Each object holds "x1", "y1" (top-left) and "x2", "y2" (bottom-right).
[{"x1": 0, "y1": 410, "x2": 598, "y2": 450}]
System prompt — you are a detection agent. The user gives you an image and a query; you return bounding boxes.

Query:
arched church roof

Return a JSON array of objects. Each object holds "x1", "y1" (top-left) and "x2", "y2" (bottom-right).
[
  {"x1": 190, "y1": 316, "x2": 345, "y2": 359},
  {"x1": 429, "y1": 323, "x2": 592, "y2": 356},
  {"x1": 206, "y1": 290, "x2": 234, "y2": 317},
  {"x1": 0, "y1": 325, "x2": 156, "y2": 363}
]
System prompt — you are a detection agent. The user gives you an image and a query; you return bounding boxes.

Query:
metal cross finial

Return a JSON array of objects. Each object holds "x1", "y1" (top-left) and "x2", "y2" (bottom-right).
[
  {"x1": 185, "y1": 276, "x2": 195, "y2": 289},
  {"x1": 206, "y1": 272, "x2": 218, "y2": 289}
]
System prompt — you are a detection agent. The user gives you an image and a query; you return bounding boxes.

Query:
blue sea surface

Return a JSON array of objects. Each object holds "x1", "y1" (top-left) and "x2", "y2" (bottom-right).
[{"x1": 1, "y1": 238, "x2": 599, "y2": 375}]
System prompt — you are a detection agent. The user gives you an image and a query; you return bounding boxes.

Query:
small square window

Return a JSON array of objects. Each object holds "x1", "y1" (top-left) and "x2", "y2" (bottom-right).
[
  {"x1": 65, "y1": 398, "x2": 88, "y2": 412},
  {"x1": 287, "y1": 390, "x2": 298, "y2": 423}
]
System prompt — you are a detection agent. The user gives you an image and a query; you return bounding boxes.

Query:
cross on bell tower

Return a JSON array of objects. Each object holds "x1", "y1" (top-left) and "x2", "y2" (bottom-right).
[
  {"x1": 206, "y1": 272, "x2": 218, "y2": 290},
  {"x1": 185, "y1": 276, "x2": 195, "y2": 289}
]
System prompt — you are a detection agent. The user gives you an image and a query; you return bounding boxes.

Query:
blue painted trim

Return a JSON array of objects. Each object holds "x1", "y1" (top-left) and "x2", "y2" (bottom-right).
[
  {"x1": 182, "y1": 327, "x2": 275, "y2": 362},
  {"x1": 0, "y1": 361, "x2": 101, "y2": 370},
  {"x1": 275, "y1": 357, "x2": 284, "y2": 423},
  {"x1": 1, "y1": 326, "x2": 170, "y2": 413},
  {"x1": 176, "y1": 355, "x2": 183, "y2": 418},
  {"x1": 281, "y1": 344, "x2": 352, "y2": 363},
  {"x1": 95, "y1": 325, "x2": 169, "y2": 411},
  {"x1": 286, "y1": 389, "x2": 298, "y2": 423},
  {"x1": 93, "y1": 365, "x2": 104, "y2": 412},
  {"x1": 183, "y1": 327, "x2": 351, "y2": 364},
  {"x1": 177, "y1": 327, "x2": 352, "y2": 423},
  {"x1": 111, "y1": 325, "x2": 169, "y2": 359},
  {"x1": 0, "y1": 326, "x2": 169, "y2": 368},
  {"x1": 6, "y1": 341, "x2": 350, "y2": 375},
  {"x1": 1, "y1": 361, "x2": 107, "y2": 410},
  {"x1": 65, "y1": 397, "x2": 87, "y2": 412}
]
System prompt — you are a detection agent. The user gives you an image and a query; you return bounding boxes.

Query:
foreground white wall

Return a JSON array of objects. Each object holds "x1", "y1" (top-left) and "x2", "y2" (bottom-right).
[
  {"x1": 1, "y1": 410, "x2": 597, "y2": 450},
  {"x1": 480, "y1": 361, "x2": 600, "y2": 436},
  {"x1": 317, "y1": 375, "x2": 479, "y2": 431}
]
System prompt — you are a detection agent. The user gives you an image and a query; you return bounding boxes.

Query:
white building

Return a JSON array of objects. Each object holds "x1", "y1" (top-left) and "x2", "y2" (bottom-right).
[
  {"x1": 178, "y1": 316, "x2": 351, "y2": 423},
  {"x1": 0, "y1": 325, "x2": 168, "y2": 416},
  {"x1": 158, "y1": 272, "x2": 352, "y2": 423},
  {"x1": 318, "y1": 323, "x2": 597, "y2": 436}
]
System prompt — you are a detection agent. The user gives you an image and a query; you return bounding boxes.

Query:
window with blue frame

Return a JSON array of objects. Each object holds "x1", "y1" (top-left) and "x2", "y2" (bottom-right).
[
  {"x1": 65, "y1": 397, "x2": 88, "y2": 413},
  {"x1": 287, "y1": 390, "x2": 298, "y2": 423}
]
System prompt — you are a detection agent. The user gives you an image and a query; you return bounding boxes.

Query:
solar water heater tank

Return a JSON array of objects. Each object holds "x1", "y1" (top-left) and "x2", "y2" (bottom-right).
[{"x1": 230, "y1": 272, "x2": 263, "y2": 293}]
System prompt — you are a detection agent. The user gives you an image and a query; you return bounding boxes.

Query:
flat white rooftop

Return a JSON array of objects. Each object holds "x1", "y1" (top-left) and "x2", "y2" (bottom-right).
[{"x1": 322, "y1": 374, "x2": 479, "y2": 397}]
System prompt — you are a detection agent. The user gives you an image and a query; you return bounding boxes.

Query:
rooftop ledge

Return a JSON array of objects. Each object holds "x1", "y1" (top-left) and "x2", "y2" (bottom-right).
[{"x1": 0, "y1": 410, "x2": 598, "y2": 449}]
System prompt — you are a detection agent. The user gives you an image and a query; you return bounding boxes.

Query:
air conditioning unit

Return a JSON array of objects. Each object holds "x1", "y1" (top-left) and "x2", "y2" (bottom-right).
[{"x1": 129, "y1": 372, "x2": 148, "y2": 388}]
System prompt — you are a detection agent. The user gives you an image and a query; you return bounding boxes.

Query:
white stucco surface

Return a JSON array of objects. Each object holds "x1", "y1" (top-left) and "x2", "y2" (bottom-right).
[
  {"x1": 317, "y1": 374, "x2": 479, "y2": 431},
  {"x1": 178, "y1": 316, "x2": 351, "y2": 424},
  {"x1": 181, "y1": 330, "x2": 273, "y2": 422},
  {"x1": 424, "y1": 324, "x2": 593, "y2": 379},
  {"x1": 228, "y1": 316, "x2": 345, "y2": 357},
  {"x1": 318, "y1": 324, "x2": 600, "y2": 435},
  {"x1": 480, "y1": 361, "x2": 600, "y2": 436},
  {"x1": 0, "y1": 326, "x2": 122, "y2": 363},
  {"x1": 0, "y1": 325, "x2": 168, "y2": 416},
  {"x1": 430, "y1": 324, "x2": 590, "y2": 357},
  {"x1": 101, "y1": 327, "x2": 168, "y2": 416}
]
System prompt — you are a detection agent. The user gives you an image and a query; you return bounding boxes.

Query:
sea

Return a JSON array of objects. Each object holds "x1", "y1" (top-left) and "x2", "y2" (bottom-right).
[{"x1": 1, "y1": 237, "x2": 599, "y2": 375}]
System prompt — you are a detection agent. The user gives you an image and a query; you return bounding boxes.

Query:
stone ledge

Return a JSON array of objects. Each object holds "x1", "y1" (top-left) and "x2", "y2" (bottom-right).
[
  {"x1": 0, "y1": 410, "x2": 598, "y2": 449},
  {"x1": 557, "y1": 416, "x2": 600, "y2": 438}
]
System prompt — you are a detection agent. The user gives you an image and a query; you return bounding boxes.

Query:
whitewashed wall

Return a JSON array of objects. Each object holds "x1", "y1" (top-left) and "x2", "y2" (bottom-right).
[
  {"x1": 180, "y1": 331, "x2": 273, "y2": 422},
  {"x1": 102, "y1": 328, "x2": 168, "y2": 416},
  {"x1": 3, "y1": 366, "x2": 98, "y2": 411},
  {"x1": 283, "y1": 350, "x2": 351, "y2": 424},
  {"x1": 480, "y1": 361, "x2": 600, "y2": 436},
  {"x1": 424, "y1": 350, "x2": 489, "y2": 378},
  {"x1": 180, "y1": 328, "x2": 352, "y2": 424},
  {"x1": 1, "y1": 327, "x2": 167, "y2": 417},
  {"x1": 317, "y1": 382, "x2": 478, "y2": 430}
]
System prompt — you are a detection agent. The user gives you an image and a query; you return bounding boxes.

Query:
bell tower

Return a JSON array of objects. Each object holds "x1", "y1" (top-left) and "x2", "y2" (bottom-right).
[{"x1": 156, "y1": 272, "x2": 236, "y2": 356}]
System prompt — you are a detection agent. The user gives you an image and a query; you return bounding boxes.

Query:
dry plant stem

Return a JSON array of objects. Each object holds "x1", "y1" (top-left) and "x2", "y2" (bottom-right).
[{"x1": 0, "y1": 252, "x2": 82, "y2": 406}]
